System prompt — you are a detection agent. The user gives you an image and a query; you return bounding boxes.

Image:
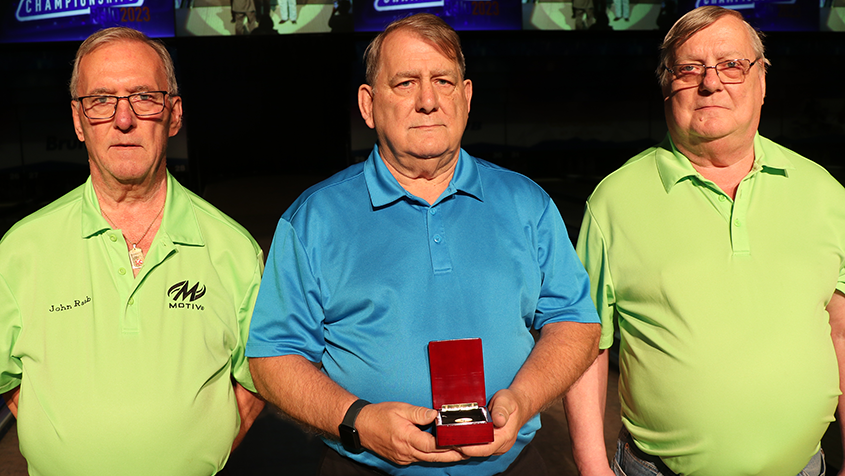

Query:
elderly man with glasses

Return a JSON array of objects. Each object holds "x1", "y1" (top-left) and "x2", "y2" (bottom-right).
[
  {"x1": 0, "y1": 27, "x2": 265, "y2": 476},
  {"x1": 564, "y1": 6, "x2": 845, "y2": 476}
]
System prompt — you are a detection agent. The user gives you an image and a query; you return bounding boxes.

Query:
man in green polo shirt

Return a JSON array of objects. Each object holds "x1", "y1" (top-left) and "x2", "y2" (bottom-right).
[
  {"x1": 0, "y1": 27, "x2": 265, "y2": 475},
  {"x1": 564, "y1": 6, "x2": 845, "y2": 476}
]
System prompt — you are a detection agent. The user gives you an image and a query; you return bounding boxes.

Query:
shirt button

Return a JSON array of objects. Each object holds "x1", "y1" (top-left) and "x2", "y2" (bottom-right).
[
  {"x1": 119, "y1": 268, "x2": 127, "y2": 275},
  {"x1": 433, "y1": 235, "x2": 442, "y2": 243},
  {"x1": 718, "y1": 195, "x2": 726, "y2": 202},
  {"x1": 110, "y1": 234, "x2": 118, "y2": 242},
  {"x1": 429, "y1": 208, "x2": 437, "y2": 215},
  {"x1": 128, "y1": 298, "x2": 135, "y2": 305},
  {"x1": 733, "y1": 219, "x2": 741, "y2": 227}
]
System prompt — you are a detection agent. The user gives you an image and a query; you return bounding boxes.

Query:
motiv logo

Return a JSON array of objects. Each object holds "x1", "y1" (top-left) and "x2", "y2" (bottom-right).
[
  {"x1": 168, "y1": 280, "x2": 206, "y2": 311},
  {"x1": 16, "y1": 0, "x2": 144, "y2": 22}
]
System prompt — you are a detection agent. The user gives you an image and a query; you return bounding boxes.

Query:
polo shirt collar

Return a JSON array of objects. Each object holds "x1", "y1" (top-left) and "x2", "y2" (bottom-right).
[
  {"x1": 656, "y1": 132, "x2": 794, "y2": 193},
  {"x1": 80, "y1": 172, "x2": 204, "y2": 247},
  {"x1": 364, "y1": 145, "x2": 484, "y2": 208}
]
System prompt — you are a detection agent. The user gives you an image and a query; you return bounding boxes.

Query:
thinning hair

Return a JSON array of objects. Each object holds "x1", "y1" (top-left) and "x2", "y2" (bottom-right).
[
  {"x1": 656, "y1": 6, "x2": 770, "y2": 88},
  {"x1": 363, "y1": 13, "x2": 465, "y2": 86},
  {"x1": 69, "y1": 27, "x2": 178, "y2": 98}
]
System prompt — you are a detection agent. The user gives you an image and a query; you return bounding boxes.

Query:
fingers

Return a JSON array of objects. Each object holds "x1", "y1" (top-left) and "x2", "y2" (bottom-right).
[
  {"x1": 490, "y1": 403, "x2": 510, "y2": 428},
  {"x1": 356, "y1": 401, "x2": 467, "y2": 465},
  {"x1": 408, "y1": 406, "x2": 438, "y2": 426},
  {"x1": 489, "y1": 390, "x2": 518, "y2": 428},
  {"x1": 455, "y1": 390, "x2": 523, "y2": 458}
]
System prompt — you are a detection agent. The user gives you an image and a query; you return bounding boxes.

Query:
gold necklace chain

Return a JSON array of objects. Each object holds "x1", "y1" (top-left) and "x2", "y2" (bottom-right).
[{"x1": 101, "y1": 201, "x2": 165, "y2": 269}]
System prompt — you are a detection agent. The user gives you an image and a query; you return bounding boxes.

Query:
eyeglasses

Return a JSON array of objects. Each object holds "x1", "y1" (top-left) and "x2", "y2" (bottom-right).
[
  {"x1": 665, "y1": 59, "x2": 759, "y2": 85},
  {"x1": 74, "y1": 91, "x2": 169, "y2": 120}
]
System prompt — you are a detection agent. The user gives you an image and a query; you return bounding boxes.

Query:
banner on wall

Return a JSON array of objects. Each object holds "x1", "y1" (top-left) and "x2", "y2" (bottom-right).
[{"x1": 1, "y1": 0, "x2": 175, "y2": 43}]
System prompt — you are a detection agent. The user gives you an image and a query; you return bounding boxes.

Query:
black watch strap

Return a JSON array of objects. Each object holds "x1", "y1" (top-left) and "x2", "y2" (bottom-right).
[{"x1": 339, "y1": 399, "x2": 370, "y2": 453}]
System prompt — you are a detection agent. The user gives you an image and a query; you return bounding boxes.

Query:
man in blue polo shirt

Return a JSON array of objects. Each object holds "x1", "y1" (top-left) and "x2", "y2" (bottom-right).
[{"x1": 246, "y1": 13, "x2": 601, "y2": 476}]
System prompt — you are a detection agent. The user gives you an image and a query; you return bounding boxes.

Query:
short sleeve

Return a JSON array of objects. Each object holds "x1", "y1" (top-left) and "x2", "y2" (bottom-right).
[
  {"x1": 246, "y1": 219, "x2": 326, "y2": 361},
  {"x1": 0, "y1": 273, "x2": 22, "y2": 393},
  {"x1": 575, "y1": 202, "x2": 617, "y2": 350},
  {"x1": 533, "y1": 198, "x2": 600, "y2": 329},
  {"x1": 230, "y1": 251, "x2": 264, "y2": 392}
]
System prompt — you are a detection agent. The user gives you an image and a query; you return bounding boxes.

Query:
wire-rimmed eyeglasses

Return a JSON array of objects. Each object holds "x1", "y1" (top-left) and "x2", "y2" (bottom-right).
[
  {"x1": 665, "y1": 59, "x2": 759, "y2": 85},
  {"x1": 74, "y1": 91, "x2": 170, "y2": 120}
]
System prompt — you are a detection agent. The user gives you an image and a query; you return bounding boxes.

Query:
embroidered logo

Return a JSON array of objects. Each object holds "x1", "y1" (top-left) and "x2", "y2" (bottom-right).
[
  {"x1": 167, "y1": 280, "x2": 206, "y2": 310},
  {"x1": 48, "y1": 295, "x2": 91, "y2": 313}
]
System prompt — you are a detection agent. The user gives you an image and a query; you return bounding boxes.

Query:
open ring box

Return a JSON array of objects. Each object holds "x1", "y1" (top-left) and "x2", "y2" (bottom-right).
[{"x1": 428, "y1": 338, "x2": 494, "y2": 447}]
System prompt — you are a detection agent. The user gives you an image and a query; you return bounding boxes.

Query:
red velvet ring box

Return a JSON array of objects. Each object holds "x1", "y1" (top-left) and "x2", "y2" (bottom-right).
[{"x1": 428, "y1": 338, "x2": 494, "y2": 447}]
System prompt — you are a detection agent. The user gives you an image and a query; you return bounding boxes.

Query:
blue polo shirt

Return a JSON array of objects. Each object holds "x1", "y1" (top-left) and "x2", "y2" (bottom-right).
[{"x1": 247, "y1": 146, "x2": 598, "y2": 475}]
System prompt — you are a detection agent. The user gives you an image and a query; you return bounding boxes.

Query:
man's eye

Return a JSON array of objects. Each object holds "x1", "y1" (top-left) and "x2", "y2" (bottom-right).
[
  {"x1": 724, "y1": 61, "x2": 740, "y2": 69},
  {"x1": 136, "y1": 94, "x2": 153, "y2": 101},
  {"x1": 397, "y1": 81, "x2": 413, "y2": 88},
  {"x1": 678, "y1": 65, "x2": 698, "y2": 73},
  {"x1": 93, "y1": 96, "x2": 112, "y2": 104}
]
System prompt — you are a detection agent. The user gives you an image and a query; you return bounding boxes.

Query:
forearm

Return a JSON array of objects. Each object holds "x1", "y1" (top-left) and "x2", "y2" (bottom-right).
[
  {"x1": 249, "y1": 354, "x2": 357, "y2": 438},
  {"x1": 508, "y1": 321, "x2": 600, "y2": 429},
  {"x1": 231, "y1": 381, "x2": 265, "y2": 451},
  {"x1": 564, "y1": 349, "x2": 612, "y2": 474},
  {"x1": 248, "y1": 354, "x2": 459, "y2": 465},
  {"x1": 828, "y1": 291, "x2": 845, "y2": 464},
  {"x1": 2, "y1": 387, "x2": 19, "y2": 418}
]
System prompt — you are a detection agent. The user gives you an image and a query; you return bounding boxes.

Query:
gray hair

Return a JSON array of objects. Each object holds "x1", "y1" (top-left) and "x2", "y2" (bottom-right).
[
  {"x1": 363, "y1": 13, "x2": 466, "y2": 86},
  {"x1": 69, "y1": 27, "x2": 178, "y2": 98},
  {"x1": 657, "y1": 6, "x2": 770, "y2": 88}
]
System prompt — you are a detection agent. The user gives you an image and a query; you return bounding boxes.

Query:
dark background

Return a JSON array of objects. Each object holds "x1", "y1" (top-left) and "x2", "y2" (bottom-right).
[
  {"x1": 1, "y1": 29, "x2": 844, "y2": 236},
  {"x1": 1, "y1": 27, "x2": 845, "y2": 474}
]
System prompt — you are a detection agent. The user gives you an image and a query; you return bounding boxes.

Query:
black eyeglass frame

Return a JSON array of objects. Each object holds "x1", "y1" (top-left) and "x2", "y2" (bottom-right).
[
  {"x1": 73, "y1": 91, "x2": 171, "y2": 120},
  {"x1": 664, "y1": 58, "x2": 760, "y2": 84}
]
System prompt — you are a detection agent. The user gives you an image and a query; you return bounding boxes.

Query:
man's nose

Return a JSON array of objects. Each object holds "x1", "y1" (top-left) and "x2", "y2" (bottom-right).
[
  {"x1": 113, "y1": 97, "x2": 137, "y2": 130},
  {"x1": 416, "y1": 81, "x2": 439, "y2": 113},
  {"x1": 699, "y1": 67, "x2": 723, "y2": 92}
]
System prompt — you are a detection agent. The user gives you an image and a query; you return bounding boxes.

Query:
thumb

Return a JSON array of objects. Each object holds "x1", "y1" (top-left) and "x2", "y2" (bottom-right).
[
  {"x1": 409, "y1": 406, "x2": 439, "y2": 425},
  {"x1": 488, "y1": 392, "x2": 517, "y2": 429},
  {"x1": 490, "y1": 404, "x2": 510, "y2": 428}
]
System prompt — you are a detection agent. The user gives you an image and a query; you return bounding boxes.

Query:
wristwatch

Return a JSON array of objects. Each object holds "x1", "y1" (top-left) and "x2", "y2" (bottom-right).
[{"x1": 338, "y1": 398, "x2": 370, "y2": 454}]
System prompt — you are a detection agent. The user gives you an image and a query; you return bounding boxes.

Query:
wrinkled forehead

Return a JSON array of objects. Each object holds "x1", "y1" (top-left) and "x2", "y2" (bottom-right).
[
  {"x1": 674, "y1": 17, "x2": 754, "y2": 60},
  {"x1": 379, "y1": 29, "x2": 460, "y2": 76},
  {"x1": 78, "y1": 40, "x2": 167, "y2": 91}
]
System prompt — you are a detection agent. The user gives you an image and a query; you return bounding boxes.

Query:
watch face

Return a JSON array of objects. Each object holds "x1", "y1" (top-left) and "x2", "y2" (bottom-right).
[{"x1": 340, "y1": 425, "x2": 362, "y2": 453}]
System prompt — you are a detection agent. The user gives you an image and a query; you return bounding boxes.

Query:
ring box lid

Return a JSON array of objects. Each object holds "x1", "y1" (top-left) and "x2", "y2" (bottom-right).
[{"x1": 429, "y1": 338, "x2": 487, "y2": 410}]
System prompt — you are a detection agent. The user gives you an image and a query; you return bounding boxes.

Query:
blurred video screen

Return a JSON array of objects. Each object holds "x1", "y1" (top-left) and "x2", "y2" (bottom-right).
[{"x1": 0, "y1": 0, "x2": 175, "y2": 43}]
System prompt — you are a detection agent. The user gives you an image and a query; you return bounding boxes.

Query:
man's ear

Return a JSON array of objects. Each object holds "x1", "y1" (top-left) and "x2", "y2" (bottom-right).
[
  {"x1": 71, "y1": 101, "x2": 85, "y2": 142},
  {"x1": 168, "y1": 95, "x2": 183, "y2": 137},
  {"x1": 358, "y1": 84, "x2": 376, "y2": 130},
  {"x1": 463, "y1": 79, "x2": 472, "y2": 114}
]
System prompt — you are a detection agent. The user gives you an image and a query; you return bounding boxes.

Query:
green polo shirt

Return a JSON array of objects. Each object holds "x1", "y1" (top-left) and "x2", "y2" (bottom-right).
[
  {"x1": 0, "y1": 173, "x2": 263, "y2": 476},
  {"x1": 578, "y1": 134, "x2": 845, "y2": 475}
]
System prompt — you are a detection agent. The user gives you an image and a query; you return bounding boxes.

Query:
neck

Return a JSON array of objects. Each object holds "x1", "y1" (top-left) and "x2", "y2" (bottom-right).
[
  {"x1": 674, "y1": 135, "x2": 755, "y2": 199},
  {"x1": 380, "y1": 149, "x2": 459, "y2": 205},
  {"x1": 95, "y1": 174, "x2": 168, "y2": 278},
  {"x1": 89, "y1": 156, "x2": 168, "y2": 207}
]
